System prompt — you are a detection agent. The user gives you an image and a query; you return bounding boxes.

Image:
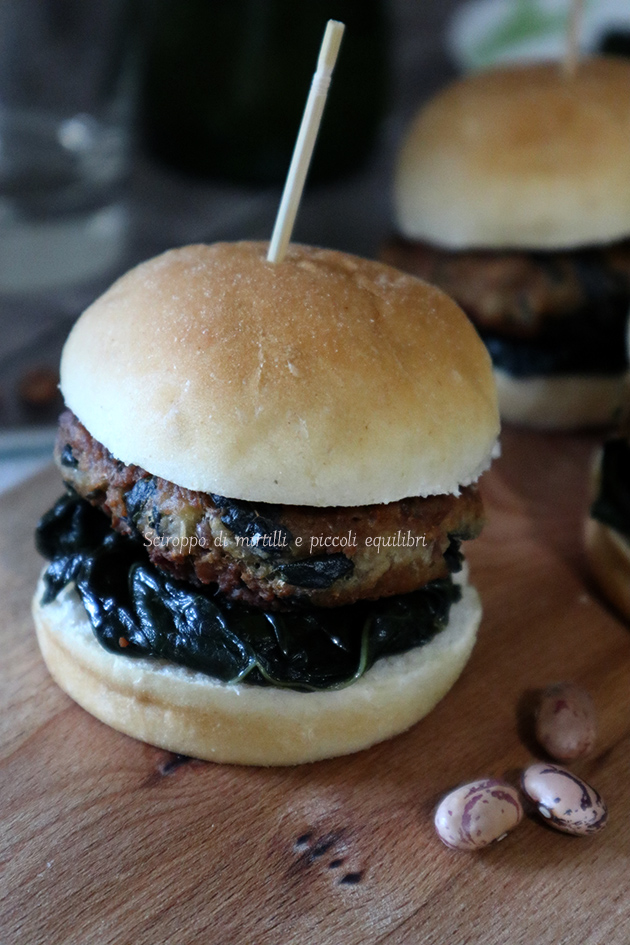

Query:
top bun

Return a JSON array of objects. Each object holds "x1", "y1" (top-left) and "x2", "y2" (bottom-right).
[
  {"x1": 60, "y1": 241, "x2": 498, "y2": 506},
  {"x1": 395, "y1": 57, "x2": 630, "y2": 250}
]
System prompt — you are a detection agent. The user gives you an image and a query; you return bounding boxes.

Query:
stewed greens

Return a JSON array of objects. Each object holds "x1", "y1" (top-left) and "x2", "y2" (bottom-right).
[{"x1": 36, "y1": 492, "x2": 461, "y2": 692}]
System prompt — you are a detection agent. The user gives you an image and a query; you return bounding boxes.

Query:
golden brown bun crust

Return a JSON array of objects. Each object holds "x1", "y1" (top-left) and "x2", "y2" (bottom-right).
[
  {"x1": 494, "y1": 369, "x2": 624, "y2": 429},
  {"x1": 585, "y1": 518, "x2": 630, "y2": 621},
  {"x1": 395, "y1": 58, "x2": 630, "y2": 250},
  {"x1": 60, "y1": 241, "x2": 499, "y2": 506},
  {"x1": 32, "y1": 572, "x2": 481, "y2": 766}
]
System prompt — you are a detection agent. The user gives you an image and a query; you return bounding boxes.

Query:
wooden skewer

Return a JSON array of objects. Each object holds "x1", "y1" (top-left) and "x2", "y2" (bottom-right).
[
  {"x1": 267, "y1": 20, "x2": 345, "y2": 265},
  {"x1": 563, "y1": 0, "x2": 584, "y2": 78}
]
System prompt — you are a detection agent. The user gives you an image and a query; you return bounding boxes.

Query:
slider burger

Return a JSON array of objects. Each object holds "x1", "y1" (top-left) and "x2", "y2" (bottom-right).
[
  {"x1": 586, "y1": 381, "x2": 630, "y2": 620},
  {"x1": 33, "y1": 241, "x2": 499, "y2": 765},
  {"x1": 383, "y1": 57, "x2": 630, "y2": 429}
]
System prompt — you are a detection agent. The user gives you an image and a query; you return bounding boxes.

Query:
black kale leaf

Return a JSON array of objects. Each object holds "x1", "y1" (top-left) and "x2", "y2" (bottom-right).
[{"x1": 36, "y1": 493, "x2": 460, "y2": 691}]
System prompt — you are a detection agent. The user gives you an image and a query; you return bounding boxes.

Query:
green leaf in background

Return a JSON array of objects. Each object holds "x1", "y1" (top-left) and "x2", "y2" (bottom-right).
[{"x1": 470, "y1": 0, "x2": 567, "y2": 68}]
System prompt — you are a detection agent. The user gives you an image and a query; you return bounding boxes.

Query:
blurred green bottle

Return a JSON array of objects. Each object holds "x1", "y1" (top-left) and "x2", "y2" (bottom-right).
[{"x1": 140, "y1": 0, "x2": 389, "y2": 184}]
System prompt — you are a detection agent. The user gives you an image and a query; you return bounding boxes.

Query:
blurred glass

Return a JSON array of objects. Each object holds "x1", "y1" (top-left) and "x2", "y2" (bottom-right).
[
  {"x1": 0, "y1": 0, "x2": 139, "y2": 295},
  {"x1": 140, "y1": 0, "x2": 389, "y2": 185}
]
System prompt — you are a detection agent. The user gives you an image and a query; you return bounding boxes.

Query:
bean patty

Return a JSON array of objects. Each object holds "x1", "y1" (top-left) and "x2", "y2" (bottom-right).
[
  {"x1": 382, "y1": 236, "x2": 630, "y2": 339},
  {"x1": 55, "y1": 410, "x2": 484, "y2": 610}
]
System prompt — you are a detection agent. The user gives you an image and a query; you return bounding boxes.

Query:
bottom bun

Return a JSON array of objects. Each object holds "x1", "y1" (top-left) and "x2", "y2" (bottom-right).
[
  {"x1": 494, "y1": 369, "x2": 623, "y2": 430},
  {"x1": 585, "y1": 517, "x2": 630, "y2": 622},
  {"x1": 32, "y1": 570, "x2": 481, "y2": 766}
]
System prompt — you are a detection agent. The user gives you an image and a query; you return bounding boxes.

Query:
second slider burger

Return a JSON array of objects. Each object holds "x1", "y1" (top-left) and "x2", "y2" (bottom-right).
[
  {"x1": 384, "y1": 57, "x2": 630, "y2": 429},
  {"x1": 33, "y1": 241, "x2": 499, "y2": 765},
  {"x1": 586, "y1": 365, "x2": 630, "y2": 621}
]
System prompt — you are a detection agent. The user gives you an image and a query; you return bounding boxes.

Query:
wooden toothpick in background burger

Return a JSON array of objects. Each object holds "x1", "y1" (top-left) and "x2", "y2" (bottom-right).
[
  {"x1": 32, "y1": 22, "x2": 500, "y2": 766},
  {"x1": 562, "y1": 0, "x2": 584, "y2": 79},
  {"x1": 383, "y1": 0, "x2": 630, "y2": 431}
]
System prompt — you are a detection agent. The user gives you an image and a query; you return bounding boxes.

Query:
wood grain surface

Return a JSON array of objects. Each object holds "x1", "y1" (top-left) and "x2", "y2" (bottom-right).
[{"x1": 2, "y1": 429, "x2": 630, "y2": 945}]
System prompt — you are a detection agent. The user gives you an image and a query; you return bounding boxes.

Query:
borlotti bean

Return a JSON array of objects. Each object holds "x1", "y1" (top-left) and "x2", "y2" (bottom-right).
[
  {"x1": 535, "y1": 682, "x2": 597, "y2": 762},
  {"x1": 434, "y1": 779, "x2": 524, "y2": 850},
  {"x1": 521, "y1": 762, "x2": 608, "y2": 836}
]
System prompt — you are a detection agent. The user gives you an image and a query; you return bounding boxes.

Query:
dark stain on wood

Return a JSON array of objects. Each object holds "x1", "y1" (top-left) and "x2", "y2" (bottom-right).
[
  {"x1": 159, "y1": 753, "x2": 193, "y2": 775},
  {"x1": 339, "y1": 871, "x2": 364, "y2": 886},
  {"x1": 309, "y1": 832, "x2": 343, "y2": 859},
  {"x1": 289, "y1": 829, "x2": 348, "y2": 875},
  {"x1": 295, "y1": 832, "x2": 313, "y2": 847},
  {"x1": 141, "y1": 752, "x2": 195, "y2": 787}
]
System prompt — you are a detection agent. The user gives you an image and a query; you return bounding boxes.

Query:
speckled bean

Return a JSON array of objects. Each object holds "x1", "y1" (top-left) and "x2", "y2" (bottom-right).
[
  {"x1": 521, "y1": 762, "x2": 607, "y2": 836},
  {"x1": 536, "y1": 682, "x2": 597, "y2": 762},
  {"x1": 434, "y1": 778, "x2": 524, "y2": 850}
]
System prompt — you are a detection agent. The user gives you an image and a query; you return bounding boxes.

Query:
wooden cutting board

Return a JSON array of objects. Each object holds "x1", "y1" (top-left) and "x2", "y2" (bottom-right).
[{"x1": 3, "y1": 429, "x2": 630, "y2": 945}]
